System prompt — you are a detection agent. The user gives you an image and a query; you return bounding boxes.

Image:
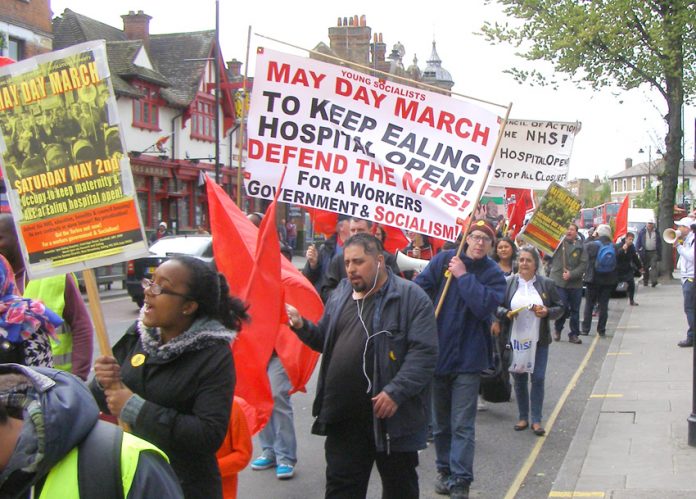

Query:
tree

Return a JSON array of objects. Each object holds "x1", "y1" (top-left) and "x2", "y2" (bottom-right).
[
  {"x1": 582, "y1": 177, "x2": 611, "y2": 208},
  {"x1": 482, "y1": 0, "x2": 695, "y2": 275},
  {"x1": 632, "y1": 182, "x2": 660, "y2": 212}
]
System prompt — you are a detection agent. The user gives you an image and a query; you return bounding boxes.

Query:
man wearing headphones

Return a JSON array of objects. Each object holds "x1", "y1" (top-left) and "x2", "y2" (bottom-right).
[{"x1": 286, "y1": 233, "x2": 437, "y2": 499}]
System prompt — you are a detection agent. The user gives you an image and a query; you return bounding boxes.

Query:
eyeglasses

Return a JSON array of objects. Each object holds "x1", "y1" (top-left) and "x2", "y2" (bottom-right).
[
  {"x1": 468, "y1": 234, "x2": 492, "y2": 244},
  {"x1": 141, "y1": 278, "x2": 192, "y2": 300}
]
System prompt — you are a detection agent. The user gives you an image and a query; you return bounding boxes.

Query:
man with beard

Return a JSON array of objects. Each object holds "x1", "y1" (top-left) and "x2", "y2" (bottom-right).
[{"x1": 286, "y1": 233, "x2": 437, "y2": 498}]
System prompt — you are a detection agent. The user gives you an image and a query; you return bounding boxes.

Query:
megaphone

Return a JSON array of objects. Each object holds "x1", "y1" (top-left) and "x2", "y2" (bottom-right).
[
  {"x1": 396, "y1": 251, "x2": 430, "y2": 273},
  {"x1": 663, "y1": 228, "x2": 680, "y2": 244}
]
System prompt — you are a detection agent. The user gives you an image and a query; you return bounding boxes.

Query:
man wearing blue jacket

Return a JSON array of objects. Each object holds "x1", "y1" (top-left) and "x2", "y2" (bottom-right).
[
  {"x1": 415, "y1": 220, "x2": 506, "y2": 499},
  {"x1": 287, "y1": 232, "x2": 438, "y2": 499}
]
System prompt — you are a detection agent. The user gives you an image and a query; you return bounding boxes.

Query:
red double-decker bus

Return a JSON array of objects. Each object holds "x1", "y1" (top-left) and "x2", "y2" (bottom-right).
[{"x1": 593, "y1": 202, "x2": 621, "y2": 226}]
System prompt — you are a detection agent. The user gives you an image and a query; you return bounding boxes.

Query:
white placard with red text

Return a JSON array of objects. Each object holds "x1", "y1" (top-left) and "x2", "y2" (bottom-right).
[
  {"x1": 489, "y1": 119, "x2": 581, "y2": 189},
  {"x1": 244, "y1": 48, "x2": 501, "y2": 241}
]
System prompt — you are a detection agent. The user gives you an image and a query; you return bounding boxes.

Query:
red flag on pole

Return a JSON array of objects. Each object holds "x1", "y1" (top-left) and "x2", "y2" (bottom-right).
[
  {"x1": 506, "y1": 188, "x2": 534, "y2": 239},
  {"x1": 277, "y1": 258, "x2": 322, "y2": 394},
  {"x1": 614, "y1": 195, "x2": 630, "y2": 241},
  {"x1": 207, "y1": 178, "x2": 278, "y2": 434}
]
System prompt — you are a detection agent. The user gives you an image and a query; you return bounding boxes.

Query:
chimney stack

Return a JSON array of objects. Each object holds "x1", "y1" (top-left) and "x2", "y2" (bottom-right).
[
  {"x1": 122, "y1": 10, "x2": 152, "y2": 50},
  {"x1": 227, "y1": 59, "x2": 242, "y2": 78},
  {"x1": 625, "y1": 158, "x2": 633, "y2": 170}
]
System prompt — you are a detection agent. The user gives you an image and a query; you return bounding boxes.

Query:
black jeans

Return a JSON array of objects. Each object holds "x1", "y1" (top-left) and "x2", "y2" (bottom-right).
[
  {"x1": 582, "y1": 283, "x2": 613, "y2": 333},
  {"x1": 324, "y1": 417, "x2": 419, "y2": 499}
]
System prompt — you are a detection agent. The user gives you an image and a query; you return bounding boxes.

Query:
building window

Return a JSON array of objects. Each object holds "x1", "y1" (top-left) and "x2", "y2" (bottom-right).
[
  {"x1": 8, "y1": 37, "x2": 24, "y2": 61},
  {"x1": 641, "y1": 176, "x2": 646, "y2": 190},
  {"x1": 622, "y1": 179, "x2": 627, "y2": 192},
  {"x1": 631, "y1": 177, "x2": 637, "y2": 191},
  {"x1": 613, "y1": 180, "x2": 618, "y2": 192},
  {"x1": 132, "y1": 82, "x2": 160, "y2": 130},
  {"x1": 191, "y1": 95, "x2": 215, "y2": 141}
]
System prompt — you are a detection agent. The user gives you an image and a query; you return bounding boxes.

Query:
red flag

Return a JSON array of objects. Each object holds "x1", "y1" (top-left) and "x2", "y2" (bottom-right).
[
  {"x1": 206, "y1": 178, "x2": 321, "y2": 431},
  {"x1": 207, "y1": 179, "x2": 276, "y2": 434},
  {"x1": 614, "y1": 195, "x2": 630, "y2": 241},
  {"x1": 305, "y1": 208, "x2": 338, "y2": 238},
  {"x1": 276, "y1": 262, "x2": 322, "y2": 393},
  {"x1": 506, "y1": 188, "x2": 534, "y2": 239}
]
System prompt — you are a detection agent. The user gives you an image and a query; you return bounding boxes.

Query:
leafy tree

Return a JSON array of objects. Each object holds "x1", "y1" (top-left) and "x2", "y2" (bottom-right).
[
  {"x1": 582, "y1": 178, "x2": 611, "y2": 208},
  {"x1": 633, "y1": 182, "x2": 660, "y2": 212},
  {"x1": 482, "y1": 0, "x2": 695, "y2": 274}
]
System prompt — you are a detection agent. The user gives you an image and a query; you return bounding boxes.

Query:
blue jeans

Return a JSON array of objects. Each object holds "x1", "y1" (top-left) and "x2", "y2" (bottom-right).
[
  {"x1": 258, "y1": 355, "x2": 297, "y2": 465},
  {"x1": 554, "y1": 287, "x2": 583, "y2": 336},
  {"x1": 683, "y1": 279, "x2": 695, "y2": 340},
  {"x1": 432, "y1": 373, "x2": 480, "y2": 485},
  {"x1": 511, "y1": 345, "x2": 549, "y2": 424}
]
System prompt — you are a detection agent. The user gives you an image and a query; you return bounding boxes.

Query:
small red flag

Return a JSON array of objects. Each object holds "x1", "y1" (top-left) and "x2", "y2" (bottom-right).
[
  {"x1": 506, "y1": 188, "x2": 535, "y2": 239},
  {"x1": 614, "y1": 195, "x2": 630, "y2": 242}
]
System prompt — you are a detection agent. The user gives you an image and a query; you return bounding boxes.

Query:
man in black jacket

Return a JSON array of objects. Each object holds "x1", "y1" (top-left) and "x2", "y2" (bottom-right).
[{"x1": 286, "y1": 233, "x2": 438, "y2": 499}]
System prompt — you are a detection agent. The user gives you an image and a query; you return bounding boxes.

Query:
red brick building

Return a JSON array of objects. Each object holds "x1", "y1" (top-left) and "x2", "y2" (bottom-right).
[{"x1": 0, "y1": 0, "x2": 53, "y2": 60}]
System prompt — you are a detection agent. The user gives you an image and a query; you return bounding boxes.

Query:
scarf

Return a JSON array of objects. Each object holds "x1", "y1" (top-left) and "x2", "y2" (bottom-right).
[
  {"x1": 137, "y1": 314, "x2": 237, "y2": 362},
  {"x1": 0, "y1": 256, "x2": 62, "y2": 346}
]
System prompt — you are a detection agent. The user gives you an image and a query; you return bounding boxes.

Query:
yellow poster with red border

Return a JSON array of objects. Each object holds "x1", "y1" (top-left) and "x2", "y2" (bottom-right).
[
  {"x1": 519, "y1": 182, "x2": 581, "y2": 255},
  {"x1": 0, "y1": 41, "x2": 148, "y2": 278}
]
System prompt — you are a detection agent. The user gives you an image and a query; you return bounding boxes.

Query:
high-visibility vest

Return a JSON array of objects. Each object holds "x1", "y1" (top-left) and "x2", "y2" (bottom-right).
[
  {"x1": 39, "y1": 431, "x2": 168, "y2": 498},
  {"x1": 24, "y1": 274, "x2": 75, "y2": 372}
]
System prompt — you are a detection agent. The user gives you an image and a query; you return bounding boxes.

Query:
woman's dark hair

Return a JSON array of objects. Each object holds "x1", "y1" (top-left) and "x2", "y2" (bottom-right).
[
  {"x1": 492, "y1": 237, "x2": 517, "y2": 263},
  {"x1": 172, "y1": 256, "x2": 249, "y2": 331}
]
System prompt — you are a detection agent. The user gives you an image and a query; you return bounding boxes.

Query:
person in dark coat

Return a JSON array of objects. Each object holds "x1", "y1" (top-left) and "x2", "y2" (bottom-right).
[
  {"x1": 414, "y1": 220, "x2": 506, "y2": 499},
  {"x1": 0, "y1": 364, "x2": 184, "y2": 499},
  {"x1": 286, "y1": 233, "x2": 438, "y2": 499},
  {"x1": 581, "y1": 224, "x2": 618, "y2": 337},
  {"x1": 91, "y1": 256, "x2": 248, "y2": 499},
  {"x1": 616, "y1": 232, "x2": 643, "y2": 306},
  {"x1": 635, "y1": 220, "x2": 661, "y2": 287},
  {"x1": 493, "y1": 246, "x2": 564, "y2": 436}
]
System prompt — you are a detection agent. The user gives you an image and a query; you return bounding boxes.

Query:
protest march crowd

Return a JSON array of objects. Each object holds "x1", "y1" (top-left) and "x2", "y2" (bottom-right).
[
  {"x1": 3, "y1": 202, "x2": 695, "y2": 499},
  {"x1": 0, "y1": 32, "x2": 691, "y2": 499}
]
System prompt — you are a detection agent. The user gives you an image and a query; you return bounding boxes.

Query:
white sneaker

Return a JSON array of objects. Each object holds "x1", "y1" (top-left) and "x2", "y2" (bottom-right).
[{"x1": 477, "y1": 395, "x2": 488, "y2": 411}]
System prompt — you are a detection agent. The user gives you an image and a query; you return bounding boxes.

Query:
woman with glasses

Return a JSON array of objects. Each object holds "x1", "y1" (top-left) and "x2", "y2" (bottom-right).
[
  {"x1": 91, "y1": 256, "x2": 248, "y2": 499},
  {"x1": 492, "y1": 246, "x2": 564, "y2": 436}
]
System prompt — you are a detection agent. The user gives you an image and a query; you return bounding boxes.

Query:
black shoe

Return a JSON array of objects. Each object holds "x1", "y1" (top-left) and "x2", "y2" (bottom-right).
[
  {"x1": 579, "y1": 331, "x2": 589, "y2": 336},
  {"x1": 630, "y1": 300, "x2": 639, "y2": 306},
  {"x1": 553, "y1": 330, "x2": 561, "y2": 342},
  {"x1": 434, "y1": 471, "x2": 450, "y2": 495},
  {"x1": 598, "y1": 331, "x2": 606, "y2": 337},
  {"x1": 568, "y1": 335, "x2": 582, "y2": 344},
  {"x1": 678, "y1": 339, "x2": 694, "y2": 348},
  {"x1": 450, "y1": 482, "x2": 470, "y2": 499},
  {"x1": 651, "y1": 282, "x2": 658, "y2": 288},
  {"x1": 643, "y1": 282, "x2": 648, "y2": 287}
]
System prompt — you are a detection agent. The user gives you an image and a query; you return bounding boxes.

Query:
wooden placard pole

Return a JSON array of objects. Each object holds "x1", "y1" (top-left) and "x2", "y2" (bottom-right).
[
  {"x1": 83, "y1": 267, "x2": 131, "y2": 431},
  {"x1": 236, "y1": 25, "x2": 252, "y2": 208},
  {"x1": 435, "y1": 103, "x2": 514, "y2": 318},
  {"x1": 82, "y1": 267, "x2": 112, "y2": 357}
]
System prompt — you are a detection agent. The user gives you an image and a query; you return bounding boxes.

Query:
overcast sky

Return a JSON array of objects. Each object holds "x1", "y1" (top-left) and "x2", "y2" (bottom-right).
[{"x1": 51, "y1": 0, "x2": 696, "y2": 181}]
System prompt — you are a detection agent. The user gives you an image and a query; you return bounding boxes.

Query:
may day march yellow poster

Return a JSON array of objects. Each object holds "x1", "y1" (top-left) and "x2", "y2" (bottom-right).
[
  {"x1": 0, "y1": 41, "x2": 148, "y2": 278},
  {"x1": 244, "y1": 47, "x2": 502, "y2": 241}
]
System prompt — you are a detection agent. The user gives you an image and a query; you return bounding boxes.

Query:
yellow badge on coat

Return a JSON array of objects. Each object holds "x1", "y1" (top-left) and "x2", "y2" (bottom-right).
[{"x1": 131, "y1": 353, "x2": 146, "y2": 367}]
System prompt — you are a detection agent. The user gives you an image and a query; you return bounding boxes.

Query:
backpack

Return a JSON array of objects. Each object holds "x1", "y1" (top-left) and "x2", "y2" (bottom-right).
[{"x1": 594, "y1": 241, "x2": 617, "y2": 273}]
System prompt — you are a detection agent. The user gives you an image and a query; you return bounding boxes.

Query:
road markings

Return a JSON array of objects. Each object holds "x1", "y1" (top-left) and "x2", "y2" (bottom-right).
[
  {"x1": 606, "y1": 352, "x2": 631, "y2": 356},
  {"x1": 589, "y1": 394, "x2": 623, "y2": 398},
  {"x1": 548, "y1": 492, "x2": 605, "y2": 498},
  {"x1": 504, "y1": 335, "x2": 601, "y2": 499}
]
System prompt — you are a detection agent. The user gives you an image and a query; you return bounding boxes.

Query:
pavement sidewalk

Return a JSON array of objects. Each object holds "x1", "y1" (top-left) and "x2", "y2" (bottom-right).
[{"x1": 552, "y1": 280, "x2": 696, "y2": 498}]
